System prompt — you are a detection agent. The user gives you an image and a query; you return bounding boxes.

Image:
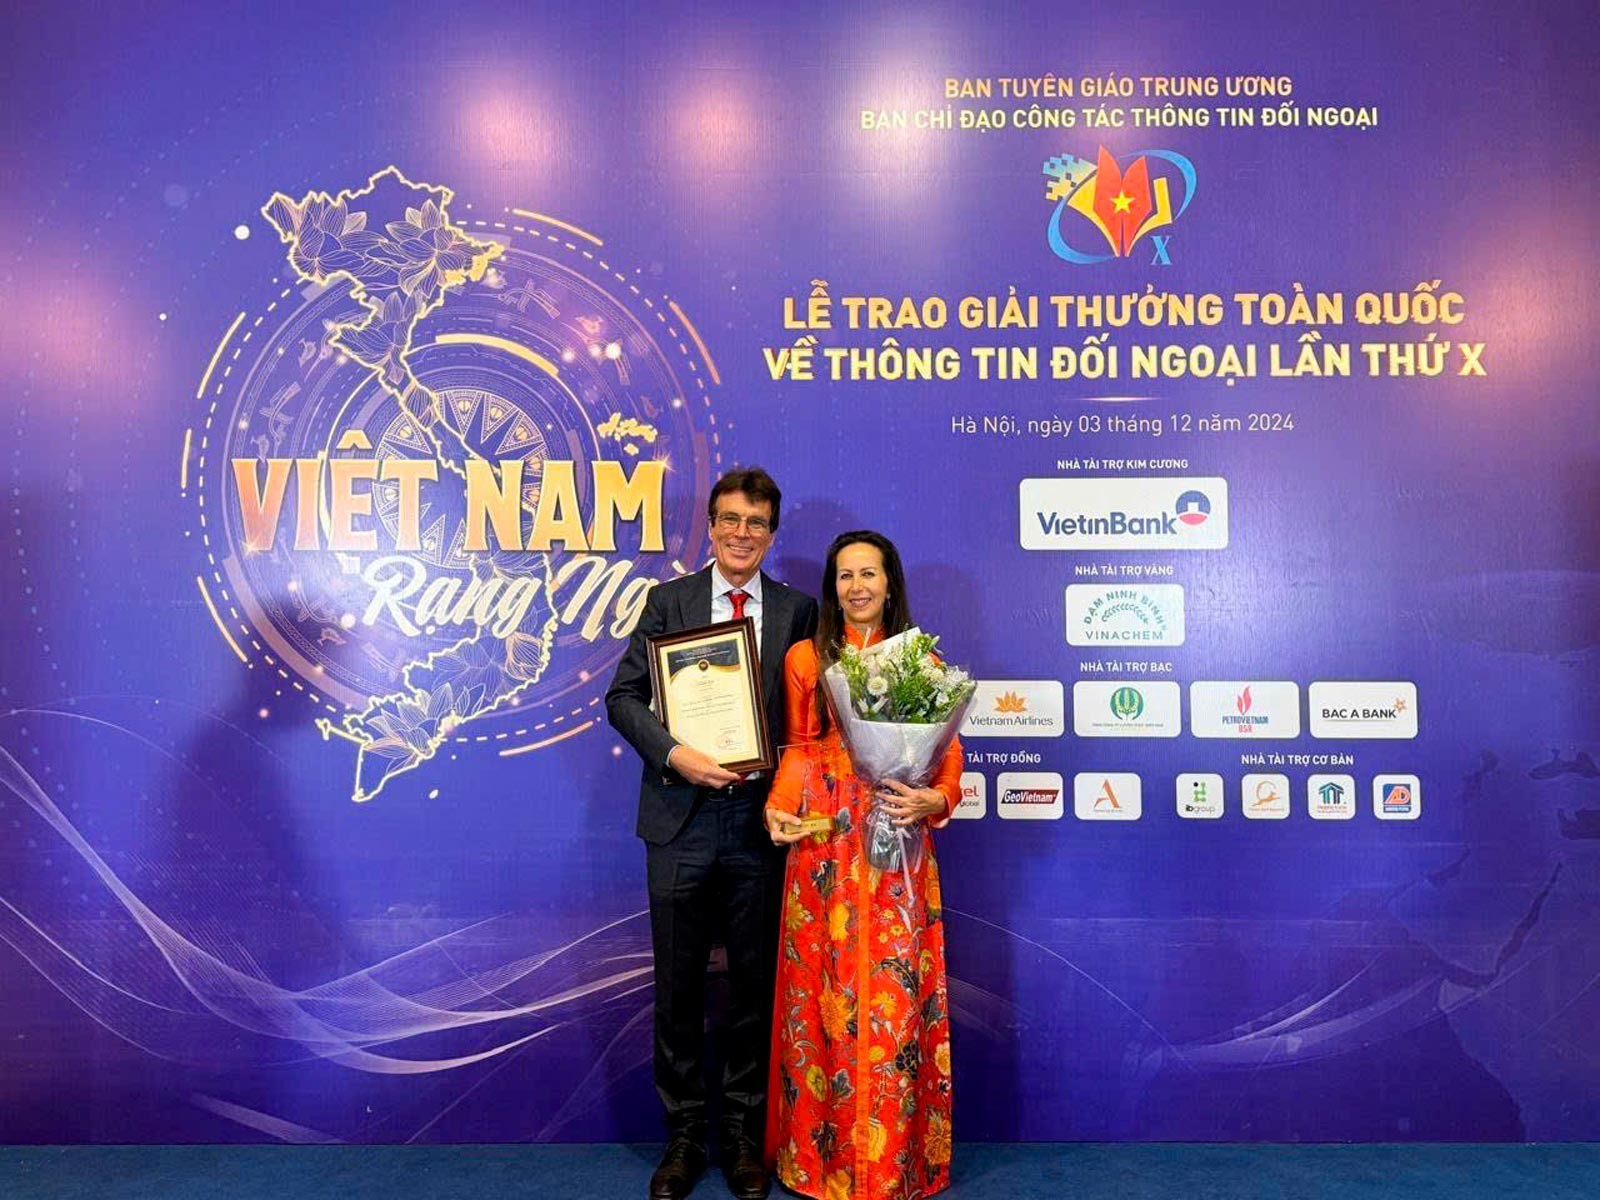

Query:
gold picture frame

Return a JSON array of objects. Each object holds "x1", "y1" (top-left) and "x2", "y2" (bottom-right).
[{"x1": 647, "y1": 617, "x2": 775, "y2": 774}]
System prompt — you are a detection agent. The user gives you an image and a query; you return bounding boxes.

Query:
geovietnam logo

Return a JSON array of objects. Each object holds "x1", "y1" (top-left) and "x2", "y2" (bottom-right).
[
  {"x1": 185, "y1": 167, "x2": 721, "y2": 802},
  {"x1": 1042, "y1": 145, "x2": 1197, "y2": 266}
]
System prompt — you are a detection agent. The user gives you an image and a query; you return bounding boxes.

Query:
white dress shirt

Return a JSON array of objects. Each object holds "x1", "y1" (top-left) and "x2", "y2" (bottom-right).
[
  {"x1": 706, "y1": 565, "x2": 764, "y2": 781},
  {"x1": 710, "y1": 564, "x2": 763, "y2": 655}
]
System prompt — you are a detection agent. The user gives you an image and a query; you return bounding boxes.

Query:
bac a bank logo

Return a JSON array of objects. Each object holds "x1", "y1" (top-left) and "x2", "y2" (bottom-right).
[{"x1": 1042, "y1": 145, "x2": 1197, "y2": 265}]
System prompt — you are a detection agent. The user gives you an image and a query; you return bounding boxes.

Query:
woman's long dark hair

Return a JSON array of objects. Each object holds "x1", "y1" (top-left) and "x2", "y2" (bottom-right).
[{"x1": 813, "y1": 530, "x2": 913, "y2": 736}]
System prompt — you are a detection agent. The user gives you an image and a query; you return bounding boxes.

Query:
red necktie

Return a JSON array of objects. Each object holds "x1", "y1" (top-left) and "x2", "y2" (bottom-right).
[{"x1": 729, "y1": 589, "x2": 749, "y2": 620}]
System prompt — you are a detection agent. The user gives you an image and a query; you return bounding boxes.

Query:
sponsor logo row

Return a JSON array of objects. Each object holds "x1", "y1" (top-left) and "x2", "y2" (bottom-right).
[
  {"x1": 955, "y1": 772, "x2": 1421, "y2": 821},
  {"x1": 960, "y1": 680, "x2": 1418, "y2": 740}
]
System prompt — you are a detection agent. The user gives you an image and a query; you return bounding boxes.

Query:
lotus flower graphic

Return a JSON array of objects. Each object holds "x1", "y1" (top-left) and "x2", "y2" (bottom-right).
[{"x1": 994, "y1": 691, "x2": 1027, "y2": 714}]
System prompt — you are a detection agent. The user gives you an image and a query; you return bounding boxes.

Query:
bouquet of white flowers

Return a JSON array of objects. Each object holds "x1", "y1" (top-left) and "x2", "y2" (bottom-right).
[{"x1": 820, "y1": 627, "x2": 977, "y2": 889}]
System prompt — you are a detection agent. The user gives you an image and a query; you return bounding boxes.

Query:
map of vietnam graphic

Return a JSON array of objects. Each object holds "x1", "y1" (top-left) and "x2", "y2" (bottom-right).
[{"x1": 262, "y1": 168, "x2": 562, "y2": 802}]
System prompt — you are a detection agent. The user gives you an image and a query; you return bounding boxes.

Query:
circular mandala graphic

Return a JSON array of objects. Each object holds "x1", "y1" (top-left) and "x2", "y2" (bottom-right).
[{"x1": 190, "y1": 169, "x2": 719, "y2": 798}]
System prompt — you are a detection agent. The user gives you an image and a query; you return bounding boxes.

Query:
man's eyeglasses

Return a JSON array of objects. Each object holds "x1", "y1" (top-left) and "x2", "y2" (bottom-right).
[{"x1": 713, "y1": 513, "x2": 772, "y2": 536}]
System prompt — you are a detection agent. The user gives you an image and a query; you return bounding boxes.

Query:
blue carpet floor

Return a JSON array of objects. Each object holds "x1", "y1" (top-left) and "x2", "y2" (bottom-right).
[{"x1": 4, "y1": 1143, "x2": 1600, "y2": 1199}]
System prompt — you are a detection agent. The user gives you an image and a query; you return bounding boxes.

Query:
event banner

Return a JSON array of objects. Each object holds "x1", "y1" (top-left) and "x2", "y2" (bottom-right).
[{"x1": 2, "y1": 0, "x2": 1597, "y2": 1144}]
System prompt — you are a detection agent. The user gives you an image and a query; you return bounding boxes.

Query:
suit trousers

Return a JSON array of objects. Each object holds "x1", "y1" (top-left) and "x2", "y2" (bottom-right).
[{"x1": 645, "y1": 783, "x2": 784, "y2": 1142}]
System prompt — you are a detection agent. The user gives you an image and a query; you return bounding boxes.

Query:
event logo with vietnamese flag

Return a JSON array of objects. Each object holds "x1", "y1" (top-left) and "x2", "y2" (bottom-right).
[{"x1": 1042, "y1": 145, "x2": 1197, "y2": 265}]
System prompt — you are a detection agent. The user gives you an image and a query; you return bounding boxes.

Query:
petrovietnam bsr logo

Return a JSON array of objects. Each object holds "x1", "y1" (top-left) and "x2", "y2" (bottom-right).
[{"x1": 1042, "y1": 145, "x2": 1197, "y2": 266}]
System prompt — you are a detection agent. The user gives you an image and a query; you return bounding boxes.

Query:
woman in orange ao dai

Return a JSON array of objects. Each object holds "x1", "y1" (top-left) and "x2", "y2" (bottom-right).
[{"x1": 763, "y1": 530, "x2": 963, "y2": 1200}]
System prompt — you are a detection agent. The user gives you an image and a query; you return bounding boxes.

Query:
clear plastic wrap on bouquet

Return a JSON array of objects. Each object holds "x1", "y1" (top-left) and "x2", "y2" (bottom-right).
[{"x1": 819, "y1": 631, "x2": 975, "y2": 894}]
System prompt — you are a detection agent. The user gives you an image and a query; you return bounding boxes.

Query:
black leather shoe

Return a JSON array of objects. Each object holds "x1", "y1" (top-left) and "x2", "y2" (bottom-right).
[
  {"x1": 650, "y1": 1137, "x2": 707, "y2": 1200},
  {"x1": 720, "y1": 1134, "x2": 771, "y2": 1200}
]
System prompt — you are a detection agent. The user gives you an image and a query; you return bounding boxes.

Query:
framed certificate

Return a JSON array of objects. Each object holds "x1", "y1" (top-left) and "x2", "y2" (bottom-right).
[{"x1": 648, "y1": 618, "x2": 775, "y2": 773}]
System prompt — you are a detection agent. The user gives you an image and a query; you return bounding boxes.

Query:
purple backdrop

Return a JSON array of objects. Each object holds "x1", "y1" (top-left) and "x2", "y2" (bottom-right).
[{"x1": 2, "y1": 0, "x2": 1598, "y2": 1144}]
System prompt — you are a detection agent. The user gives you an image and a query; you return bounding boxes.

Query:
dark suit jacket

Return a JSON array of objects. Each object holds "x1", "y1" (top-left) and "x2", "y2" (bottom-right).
[{"x1": 606, "y1": 568, "x2": 819, "y2": 845}]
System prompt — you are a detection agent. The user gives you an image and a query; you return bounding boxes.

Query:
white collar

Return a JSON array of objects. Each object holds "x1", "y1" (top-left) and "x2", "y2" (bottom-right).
[{"x1": 710, "y1": 563, "x2": 763, "y2": 603}]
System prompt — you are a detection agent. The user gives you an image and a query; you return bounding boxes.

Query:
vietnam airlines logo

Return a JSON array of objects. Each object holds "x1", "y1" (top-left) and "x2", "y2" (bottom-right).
[
  {"x1": 1042, "y1": 145, "x2": 1197, "y2": 265},
  {"x1": 994, "y1": 691, "x2": 1028, "y2": 714}
]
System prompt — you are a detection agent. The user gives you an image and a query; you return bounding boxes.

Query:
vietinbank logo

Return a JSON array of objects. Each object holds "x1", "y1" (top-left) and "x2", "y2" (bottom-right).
[
  {"x1": 1175, "y1": 490, "x2": 1211, "y2": 525},
  {"x1": 1021, "y1": 478, "x2": 1229, "y2": 550},
  {"x1": 1042, "y1": 145, "x2": 1197, "y2": 266}
]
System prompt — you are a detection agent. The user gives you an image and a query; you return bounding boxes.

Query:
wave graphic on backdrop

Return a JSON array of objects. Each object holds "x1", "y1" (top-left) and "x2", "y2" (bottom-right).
[
  {"x1": 0, "y1": 715, "x2": 1167, "y2": 1140},
  {"x1": 2, "y1": 712, "x2": 1582, "y2": 1140},
  {"x1": 1142, "y1": 864, "x2": 1559, "y2": 1076},
  {"x1": 0, "y1": 742, "x2": 654, "y2": 1075}
]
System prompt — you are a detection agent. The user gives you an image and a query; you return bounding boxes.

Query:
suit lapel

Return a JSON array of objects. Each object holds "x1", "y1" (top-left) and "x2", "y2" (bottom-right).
[
  {"x1": 687, "y1": 567, "x2": 714, "y2": 629},
  {"x1": 759, "y1": 572, "x2": 788, "y2": 700}
]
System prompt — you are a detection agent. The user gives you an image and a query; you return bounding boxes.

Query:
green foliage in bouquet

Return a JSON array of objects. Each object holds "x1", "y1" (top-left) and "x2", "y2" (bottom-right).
[{"x1": 837, "y1": 630, "x2": 976, "y2": 724}]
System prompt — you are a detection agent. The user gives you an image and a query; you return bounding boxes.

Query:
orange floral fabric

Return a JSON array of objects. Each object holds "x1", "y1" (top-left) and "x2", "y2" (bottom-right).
[{"x1": 764, "y1": 630, "x2": 961, "y2": 1200}]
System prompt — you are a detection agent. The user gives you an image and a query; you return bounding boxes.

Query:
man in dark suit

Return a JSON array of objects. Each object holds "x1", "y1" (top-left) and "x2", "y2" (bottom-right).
[{"x1": 606, "y1": 467, "x2": 818, "y2": 1200}]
